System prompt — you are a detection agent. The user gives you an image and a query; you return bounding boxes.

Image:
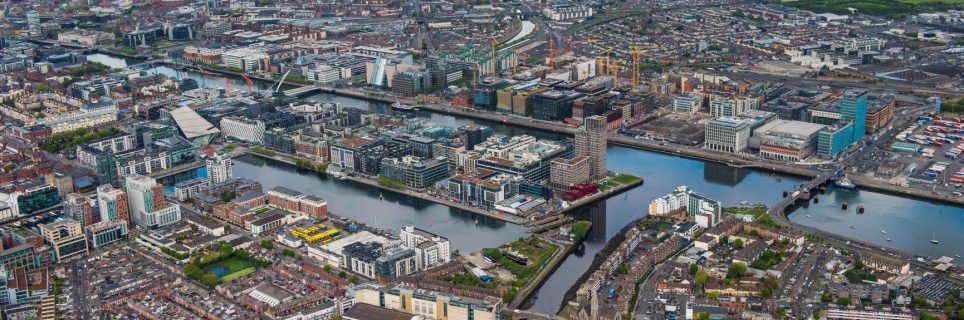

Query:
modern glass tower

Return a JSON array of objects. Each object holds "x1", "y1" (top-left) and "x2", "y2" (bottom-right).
[{"x1": 838, "y1": 89, "x2": 868, "y2": 142}]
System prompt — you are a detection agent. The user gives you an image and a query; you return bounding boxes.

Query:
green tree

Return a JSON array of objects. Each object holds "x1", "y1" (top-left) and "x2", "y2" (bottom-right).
[
  {"x1": 733, "y1": 238, "x2": 744, "y2": 249},
  {"x1": 224, "y1": 225, "x2": 231, "y2": 232},
  {"x1": 323, "y1": 265, "x2": 332, "y2": 273},
  {"x1": 338, "y1": 271, "x2": 347, "y2": 278},
  {"x1": 3, "y1": 163, "x2": 15, "y2": 173},
  {"x1": 260, "y1": 240, "x2": 274, "y2": 250},
  {"x1": 350, "y1": 275, "x2": 359, "y2": 284},
  {"x1": 689, "y1": 263, "x2": 698, "y2": 275},
  {"x1": 695, "y1": 312, "x2": 710, "y2": 320},
  {"x1": 200, "y1": 272, "x2": 220, "y2": 287},
  {"x1": 708, "y1": 291, "x2": 720, "y2": 299},
  {"x1": 281, "y1": 248, "x2": 296, "y2": 257},
  {"x1": 835, "y1": 297, "x2": 851, "y2": 306},
  {"x1": 695, "y1": 269, "x2": 709, "y2": 287},
  {"x1": 854, "y1": 260, "x2": 864, "y2": 270},
  {"x1": 219, "y1": 243, "x2": 234, "y2": 256},
  {"x1": 726, "y1": 263, "x2": 748, "y2": 279}
]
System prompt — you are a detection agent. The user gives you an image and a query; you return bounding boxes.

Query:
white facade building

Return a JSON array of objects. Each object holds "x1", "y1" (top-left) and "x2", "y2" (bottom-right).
[
  {"x1": 125, "y1": 175, "x2": 181, "y2": 228},
  {"x1": 206, "y1": 153, "x2": 233, "y2": 184},
  {"x1": 399, "y1": 226, "x2": 451, "y2": 270},
  {"x1": 220, "y1": 116, "x2": 265, "y2": 144}
]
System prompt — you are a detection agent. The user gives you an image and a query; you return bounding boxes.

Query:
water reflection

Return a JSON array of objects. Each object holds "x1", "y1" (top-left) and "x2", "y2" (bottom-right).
[{"x1": 703, "y1": 162, "x2": 750, "y2": 187}]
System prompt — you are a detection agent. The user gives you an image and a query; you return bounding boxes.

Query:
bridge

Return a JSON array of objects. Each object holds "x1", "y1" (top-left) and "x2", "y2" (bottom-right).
[
  {"x1": 283, "y1": 85, "x2": 324, "y2": 97},
  {"x1": 768, "y1": 172, "x2": 832, "y2": 217}
]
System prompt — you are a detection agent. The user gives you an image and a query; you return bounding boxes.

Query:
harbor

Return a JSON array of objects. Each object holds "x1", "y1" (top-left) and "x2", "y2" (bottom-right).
[{"x1": 84, "y1": 52, "x2": 964, "y2": 315}]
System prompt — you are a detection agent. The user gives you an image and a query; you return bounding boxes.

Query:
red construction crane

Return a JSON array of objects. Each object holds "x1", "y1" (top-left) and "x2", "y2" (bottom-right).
[
  {"x1": 513, "y1": 49, "x2": 529, "y2": 74},
  {"x1": 241, "y1": 74, "x2": 254, "y2": 94}
]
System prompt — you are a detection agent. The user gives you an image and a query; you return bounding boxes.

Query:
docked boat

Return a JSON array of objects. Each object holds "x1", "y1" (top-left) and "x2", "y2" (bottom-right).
[
  {"x1": 501, "y1": 247, "x2": 530, "y2": 265},
  {"x1": 880, "y1": 230, "x2": 887, "y2": 234},
  {"x1": 835, "y1": 177, "x2": 857, "y2": 189},
  {"x1": 886, "y1": 238, "x2": 892, "y2": 242},
  {"x1": 391, "y1": 102, "x2": 420, "y2": 112},
  {"x1": 806, "y1": 214, "x2": 812, "y2": 218},
  {"x1": 930, "y1": 239, "x2": 940, "y2": 245}
]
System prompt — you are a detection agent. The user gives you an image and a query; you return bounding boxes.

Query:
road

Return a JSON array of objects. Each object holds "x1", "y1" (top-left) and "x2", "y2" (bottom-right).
[
  {"x1": 726, "y1": 71, "x2": 963, "y2": 98},
  {"x1": 68, "y1": 259, "x2": 91, "y2": 320}
]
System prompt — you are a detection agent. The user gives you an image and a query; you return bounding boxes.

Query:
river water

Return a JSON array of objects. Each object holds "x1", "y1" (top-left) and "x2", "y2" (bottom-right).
[{"x1": 89, "y1": 53, "x2": 964, "y2": 314}]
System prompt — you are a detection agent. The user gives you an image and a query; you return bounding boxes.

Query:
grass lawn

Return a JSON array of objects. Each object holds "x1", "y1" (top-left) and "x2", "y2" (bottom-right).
[
  {"x1": 483, "y1": 237, "x2": 558, "y2": 285},
  {"x1": 221, "y1": 267, "x2": 257, "y2": 281},
  {"x1": 611, "y1": 174, "x2": 641, "y2": 184},
  {"x1": 220, "y1": 144, "x2": 238, "y2": 153},
  {"x1": 722, "y1": 206, "x2": 768, "y2": 218},
  {"x1": 204, "y1": 257, "x2": 257, "y2": 280}
]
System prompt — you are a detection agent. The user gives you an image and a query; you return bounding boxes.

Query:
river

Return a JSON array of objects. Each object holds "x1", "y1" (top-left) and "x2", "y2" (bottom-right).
[
  {"x1": 787, "y1": 186, "x2": 964, "y2": 259},
  {"x1": 90, "y1": 53, "x2": 964, "y2": 314}
]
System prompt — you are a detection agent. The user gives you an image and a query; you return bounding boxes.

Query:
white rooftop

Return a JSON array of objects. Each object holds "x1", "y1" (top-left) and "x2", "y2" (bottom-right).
[{"x1": 170, "y1": 106, "x2": 220, "y2": 139}]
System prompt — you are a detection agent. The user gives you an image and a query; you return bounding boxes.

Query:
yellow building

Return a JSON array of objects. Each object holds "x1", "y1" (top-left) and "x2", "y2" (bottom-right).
[{"x1": 354, "y1": 285, "x2": 502, "y2": 320}]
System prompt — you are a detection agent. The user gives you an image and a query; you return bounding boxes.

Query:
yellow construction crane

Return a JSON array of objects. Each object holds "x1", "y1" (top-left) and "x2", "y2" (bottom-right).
[
  {"x1": 629, "y1": 45, "x2": 657, "y2": 87},
  {"x1": 608, "y1": 59, "x2": 626, "y2": 88},
  {"x1": 491, "y1": 36, "x2": 499, "y2": 76}
]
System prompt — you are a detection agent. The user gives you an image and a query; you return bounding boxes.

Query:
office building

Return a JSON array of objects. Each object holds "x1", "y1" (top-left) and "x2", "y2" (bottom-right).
[
  {"x1": 542, "y1": 4, "x2": 594, "y2": 20},
  {"x1": 838, "y1": 89, "x2": 868, "y2": 142},
  {"x1": 342, "y1": 242, "x2": 418, "y2": 282},
  {"x1": 392, "y1": 71, "x2": 427, "y2": 97},
  {"x1": 529, "y1": 90, "x2": 575, "y2": 122},
  {"x1": 85, "y1": 220, "x2": 128, "y2": 249},
  {"x1": 704, "y1": 117, "x2": 752, "y2": 154},
  {"x1": 62, "y1": 193, "x2": 94, "y2": 226},
  {"x1": 125, "y1": 175, "x2": 181, "y2": 229},
  {"x1": 672, "y1": 94, "x2": 702, "y2": 113},
  {"x1": 816, "y1": 121, "x2": 855, "y2": 159},
  {"x1": 866, "y1": 94, "x2": 895, "y2": 134},
  {"x1": 222, "y1": 48, "x2": 269, "y2": 72},
  {"x1": 206, "y1": 153, "x2": 233, "y2": 184},
  {"x1": 354, "y1": 285, "x2": 503, "y2": 320},
  {"x1": 43, "y1": 173, "x2": 73, "y2": 197},
  {"x1": 474, "y1": 78, "x2": 510, "y2": 110},
  {"x1": 123, "y1": 27, "x2": 164, "y2": 48},
  {"x1": 0, "y1": 183, "x2": 60, "y2": 218},
  {"x1": 474, "y1": 136, "x2": 569, "y2": 183},
  {"x1": 575, "y1": 115, "x2": 608, "y2": 181},
  {"x1": 824, "y1": 309, "x2": 913, "y2": 320},
  {"x1": 379, "y1": 156, "x2": 449, "y2": 188},
  {"x1": 38, "y1": 220, "x2": 88, "y2": 262},
  {"x1": 753, "y1": 120, "x2": 826, "y2": 161},
  {"x1": 95, "y1": 184, "x2": 130, "y2": 225},
  {"x1": 549, "y1": 156, "x2": 590, "y2": 191},
  {"x1": 399, "y1": 226, "x2": 451, "y2": 270},
  {"x1": 220, "y1": 116, "x2": 266, "y2": 144},
  {"x1": 460, "y1": 124, "x2": 494, "y2": 151}
]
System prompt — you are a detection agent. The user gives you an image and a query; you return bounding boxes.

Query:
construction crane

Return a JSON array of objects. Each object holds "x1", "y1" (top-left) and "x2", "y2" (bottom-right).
[
  {"x1": 225, "y1": 78, "x2": 231, "y2": 96},
  {"x1": 513, "y1": 49, "x2": 529, "y2": 74},
  {"x1": 490, "y1": 36, "x2": 499, "y2": 77},
  {"x1": 241, "y1": 74, "x2": 254, "y2": 94},
  {"x1": 548, "y1": 38, "x2": 556, "y2": 71},
  {"x1": 609, "y1": 59, "x2": 625, "y2": 88},
  {"x1": 629, "y1": 45, "x2": 657, "y2": 87},
  {"x1": 598, "y1": 48, "x2": 613, "y2": 79}
]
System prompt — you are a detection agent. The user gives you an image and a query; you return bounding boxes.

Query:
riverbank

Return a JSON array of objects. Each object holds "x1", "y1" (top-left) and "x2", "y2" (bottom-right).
[
  {"x1": 242, "y1": 151, "x2": 530, "y2": 224},
  {"x1": 559, "y1": 175, "x2": 643, "y2": 215},
  {"x1": 508, "y1": 235, "x2": 577, "y2": 310}
]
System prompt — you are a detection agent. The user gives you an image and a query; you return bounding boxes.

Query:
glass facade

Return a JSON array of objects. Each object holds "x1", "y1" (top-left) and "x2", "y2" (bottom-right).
[{"x1": 839, "y1": 90, "x2": 867, "y2": 142}]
